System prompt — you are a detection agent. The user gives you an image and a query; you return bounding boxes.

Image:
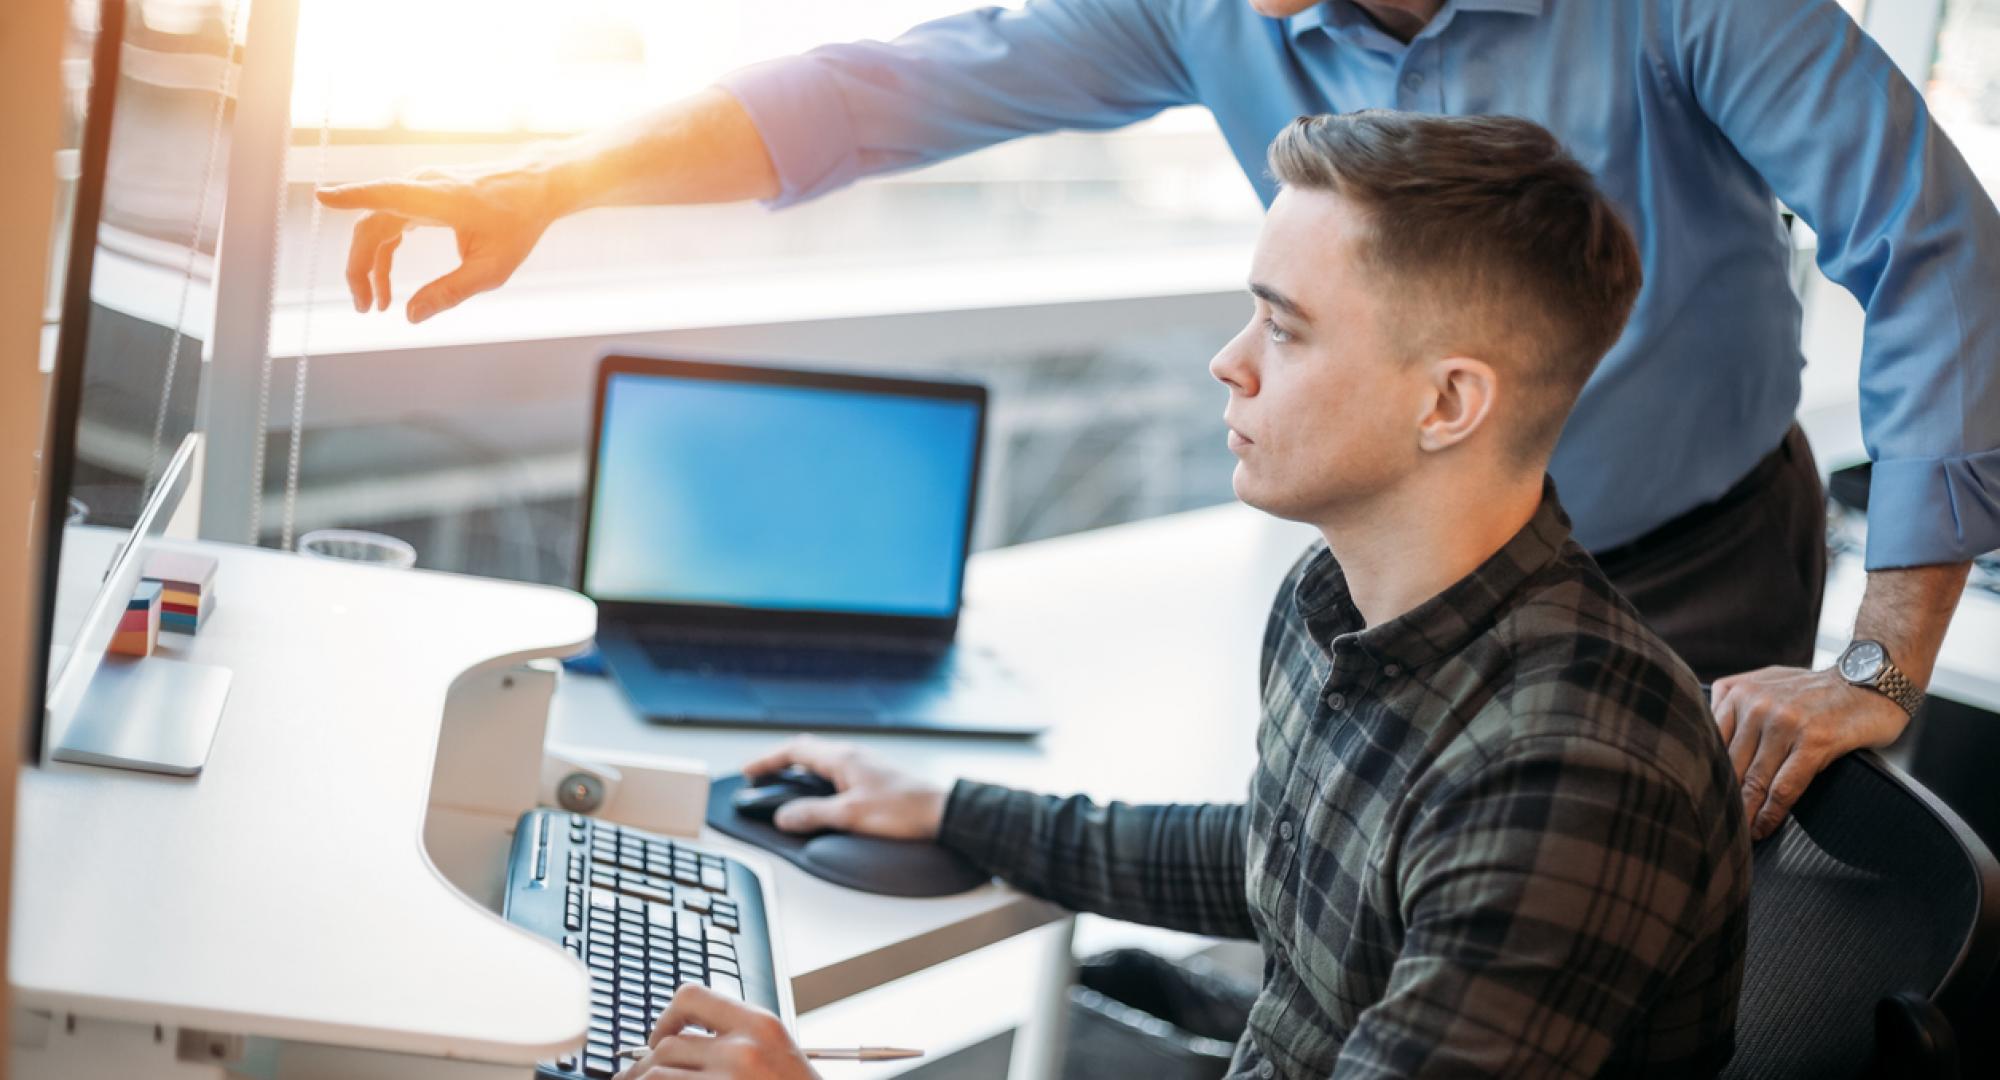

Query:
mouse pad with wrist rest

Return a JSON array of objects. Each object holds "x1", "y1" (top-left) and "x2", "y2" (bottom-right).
[{"x1": 706, "y1": 774, "x2": 991, "y2": 898}]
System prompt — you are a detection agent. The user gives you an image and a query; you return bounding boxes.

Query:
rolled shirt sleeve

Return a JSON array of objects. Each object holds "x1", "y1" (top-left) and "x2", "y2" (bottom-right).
[
  {"x1": 1670, "y1": 0, "x2": 2000, "y2": 568},
  {"x1": 939, "y1": 780, "x2": 1256, "y2": 940},
  {"x1": 716, "y1": 0, "x2": 1197, "y2": 208}
]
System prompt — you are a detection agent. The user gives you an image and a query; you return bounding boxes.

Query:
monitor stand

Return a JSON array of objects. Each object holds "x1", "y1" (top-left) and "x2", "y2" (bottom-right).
[{"x1": 52, "y1": 654, "x2": 232, "y2": 776}]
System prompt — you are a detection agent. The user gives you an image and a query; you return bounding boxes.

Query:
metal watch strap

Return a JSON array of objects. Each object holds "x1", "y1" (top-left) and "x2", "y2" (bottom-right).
[{"x1": 1871, "y1": 662, "x2": 1926, "y2": 717}]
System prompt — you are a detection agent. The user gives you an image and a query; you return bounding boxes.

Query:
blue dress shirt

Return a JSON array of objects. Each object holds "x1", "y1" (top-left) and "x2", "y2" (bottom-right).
[{"x1": 720, "y1": 0, "x2": 2000, "y2": 568}]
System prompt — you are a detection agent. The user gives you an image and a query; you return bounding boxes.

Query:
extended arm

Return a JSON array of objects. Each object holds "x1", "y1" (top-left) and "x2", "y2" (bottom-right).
[
  {"x1": 317, "y1": 0, "x2": 1194, "y2": 321},
  {"x1": 738, "y1": 737, "x2": 1256, "y2": 939},
  {"x1": 940, "y1": 783, "x2": 1255, "y2": 939}
]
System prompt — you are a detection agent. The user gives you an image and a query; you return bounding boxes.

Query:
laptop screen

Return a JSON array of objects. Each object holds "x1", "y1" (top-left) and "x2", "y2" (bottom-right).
[{"x1": 584, "y1": 368, "x2": 982, "y2": 618}]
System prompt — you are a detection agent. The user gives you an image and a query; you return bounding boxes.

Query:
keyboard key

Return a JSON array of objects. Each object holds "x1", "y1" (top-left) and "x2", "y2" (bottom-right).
[
  {"x1": 583, "y1": 1054, "x2": 616, "y2": 1077},
  {"x1": 708, "y1": 972, "x2": 744, "y2": 1000},
  {"x1": 701, "y1": 867, "x2": 728, "y2": 892},
  {"x1": 627, "y1": 883, "x2": 673, "y2": 905}
]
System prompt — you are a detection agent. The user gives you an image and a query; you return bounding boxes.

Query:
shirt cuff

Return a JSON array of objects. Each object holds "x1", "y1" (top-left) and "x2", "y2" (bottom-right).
[
  {"x1": 1864, "y1": 446, "x2": 2000, "y2": 569},
  {"x1": 715, "y1": 56, "x2": 861, "y2": 210},
  {"x1": 937, "y1": 778, "x2": 1031, "y2": 868}
]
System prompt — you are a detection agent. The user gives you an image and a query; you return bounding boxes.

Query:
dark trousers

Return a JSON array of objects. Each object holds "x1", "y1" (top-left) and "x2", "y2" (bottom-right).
[{"x1": 1592, "y1": 425, "x2": 1828, "y2": 684}]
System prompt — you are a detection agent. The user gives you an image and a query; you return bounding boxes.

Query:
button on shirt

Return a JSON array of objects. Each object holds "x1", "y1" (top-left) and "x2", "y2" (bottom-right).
[
  {"x1": 720, "y1": 0, "x2": 2000, "y2": 568},
  {"x1": 938, "y1": 484, "x2": 1752, "y2": 1077}
]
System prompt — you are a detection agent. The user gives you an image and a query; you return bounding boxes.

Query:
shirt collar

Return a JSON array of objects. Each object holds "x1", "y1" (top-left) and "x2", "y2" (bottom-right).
[
  {"x1": 1291, "y1": 476, "x2": 1574, "y2": 674},
  {"x1": 1286, "y1": 1, "x2": 1546, "y2": 43}
]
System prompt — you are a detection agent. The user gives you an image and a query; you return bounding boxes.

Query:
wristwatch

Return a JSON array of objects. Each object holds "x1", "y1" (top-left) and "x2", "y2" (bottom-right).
[{"x1": 1836, "y1": 639, "x2": 1925, "y2": 717}]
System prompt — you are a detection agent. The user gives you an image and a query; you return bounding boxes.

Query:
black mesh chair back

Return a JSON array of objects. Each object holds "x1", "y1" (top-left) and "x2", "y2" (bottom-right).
[{"x1": 1725, "y1": 751, "x2": 2000, "y2": 1079}]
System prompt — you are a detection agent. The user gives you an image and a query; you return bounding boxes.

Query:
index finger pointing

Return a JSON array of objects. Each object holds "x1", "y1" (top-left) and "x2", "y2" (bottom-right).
[{"x1": 316, "y1": 179, "x2": 458, "y2": 222}]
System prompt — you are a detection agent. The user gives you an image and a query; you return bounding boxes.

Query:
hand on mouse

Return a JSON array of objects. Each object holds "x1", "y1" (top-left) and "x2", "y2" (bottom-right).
[{"x1": 740, "y1": 737, "x2": 948, "y2": 841}]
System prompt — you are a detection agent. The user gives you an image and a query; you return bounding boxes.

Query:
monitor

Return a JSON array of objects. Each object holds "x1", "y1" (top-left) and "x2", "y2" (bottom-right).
[
  {"x1": 30, "y1": 0, "x2": 240, "y2": 773},
  {"x1": 580, "y1": 356, "x2": 985, "y2": 621}
]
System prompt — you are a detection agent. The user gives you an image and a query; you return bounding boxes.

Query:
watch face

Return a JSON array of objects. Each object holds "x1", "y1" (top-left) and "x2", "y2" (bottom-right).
[{"x1": 1840, "y1": 640, "x2": 1886, "y2": 682}]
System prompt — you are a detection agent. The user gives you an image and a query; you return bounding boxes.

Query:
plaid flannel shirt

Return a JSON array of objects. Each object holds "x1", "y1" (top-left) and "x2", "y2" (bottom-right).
[{"x1": 940, "y1": 484, "x2": 1750, "y2": 1078}]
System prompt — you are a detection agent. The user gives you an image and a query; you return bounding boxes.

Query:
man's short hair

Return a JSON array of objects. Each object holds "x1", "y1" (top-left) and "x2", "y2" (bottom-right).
[{"x1": 1267, "y1": 111, "x2": 1643, "y2": 461}]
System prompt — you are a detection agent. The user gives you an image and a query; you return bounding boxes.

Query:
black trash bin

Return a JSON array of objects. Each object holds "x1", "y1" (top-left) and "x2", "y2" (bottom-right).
[{"x1": 1061, "y1": 949, "x2": 1257, "y2": 1080}]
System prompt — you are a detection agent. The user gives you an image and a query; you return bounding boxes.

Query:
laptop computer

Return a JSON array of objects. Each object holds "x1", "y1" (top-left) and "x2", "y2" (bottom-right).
[{"x1": 579, "y1": 352, "x2": 1043, "y2": 737}]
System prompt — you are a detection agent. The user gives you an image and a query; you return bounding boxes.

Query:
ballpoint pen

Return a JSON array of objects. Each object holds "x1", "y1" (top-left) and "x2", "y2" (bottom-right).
[{"x1": 616, "y1": 1045, "x2": 924, "y2": 1064}]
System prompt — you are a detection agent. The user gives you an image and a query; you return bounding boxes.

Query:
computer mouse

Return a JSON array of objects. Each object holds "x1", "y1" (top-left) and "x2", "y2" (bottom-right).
[
  {"x1": 708, "y1": 774, "x2": 991, "y2": 898},
  {"x1": 731, "y1": 766, "x2": 839, "y2": 824}
]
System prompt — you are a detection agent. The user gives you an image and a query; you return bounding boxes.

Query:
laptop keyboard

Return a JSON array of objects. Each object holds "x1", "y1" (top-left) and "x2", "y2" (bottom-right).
[{"x1": 641, "y1": 636, "x2": 945, "y2": 681}]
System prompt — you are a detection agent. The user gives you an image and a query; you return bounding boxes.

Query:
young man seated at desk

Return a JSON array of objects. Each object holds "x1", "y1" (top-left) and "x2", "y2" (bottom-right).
[{"x1": 619, "y1": 112, "x2": 1752, "y2": 1079}]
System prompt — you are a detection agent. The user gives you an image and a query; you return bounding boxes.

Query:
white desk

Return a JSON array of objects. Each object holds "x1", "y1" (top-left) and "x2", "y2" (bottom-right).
[
  {"x1": 12, "y1": 542, "x2": 597, "y2": 1069},
  {"x1": 9, "y1": 507, "x2": 1312, "y2": 1078}
]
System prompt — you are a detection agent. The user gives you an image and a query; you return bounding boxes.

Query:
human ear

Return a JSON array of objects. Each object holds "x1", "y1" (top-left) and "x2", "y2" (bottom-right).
[{"x1": 1416, "y1": 357, "x2": 1497, "y2": 452}]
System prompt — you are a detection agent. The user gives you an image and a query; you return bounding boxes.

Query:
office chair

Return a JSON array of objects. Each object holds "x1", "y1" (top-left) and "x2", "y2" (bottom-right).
[{"x1": 1725, "y1": 750, "x2": 2000, "y2": 1079}]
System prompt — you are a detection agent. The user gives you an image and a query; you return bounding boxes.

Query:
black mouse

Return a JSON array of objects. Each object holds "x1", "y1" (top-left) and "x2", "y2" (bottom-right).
[
  {"x1": 708, "y1": 774, "x2": 991, "y2": 898},
  {"x1": 731, "y1": 765, "x2": 839, "y2": 824}
]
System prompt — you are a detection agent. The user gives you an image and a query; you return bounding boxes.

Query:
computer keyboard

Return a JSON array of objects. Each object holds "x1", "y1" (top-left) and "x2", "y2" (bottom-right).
[
  {"x1": 640, "y1": 635, "x2": 945, "y2": 681},
  {"x1": 504, "y1": 808, "x2": 784, "y2": 1079}
]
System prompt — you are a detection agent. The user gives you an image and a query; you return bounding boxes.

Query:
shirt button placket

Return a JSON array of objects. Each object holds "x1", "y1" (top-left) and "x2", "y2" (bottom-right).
[{"x1": 1260, "y1": 1061, "x2": 1276, "y2": 1079}]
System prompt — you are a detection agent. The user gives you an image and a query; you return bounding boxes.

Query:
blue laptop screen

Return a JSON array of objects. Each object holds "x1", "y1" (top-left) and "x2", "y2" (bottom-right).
[{"x1": 584, "y1": 370, "x2": 981, "y2": 617}]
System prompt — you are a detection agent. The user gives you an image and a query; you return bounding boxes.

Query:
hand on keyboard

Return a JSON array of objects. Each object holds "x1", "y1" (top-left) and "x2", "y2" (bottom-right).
[
  {"x1": 618, "y1": 984, "x2": 817, "y2": 1080},
  {"x1": 740, "y1": 736, "x2": 949, "y2": 840}
]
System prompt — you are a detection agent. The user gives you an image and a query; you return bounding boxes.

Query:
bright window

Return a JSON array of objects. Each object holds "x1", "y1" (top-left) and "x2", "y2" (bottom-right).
[
  {"x1": 1930, "y1": 0, "x2": 2000, "y2": 190},
  {"x1": 278, "y1": 0, "x2": 1261, "y2": 317}
]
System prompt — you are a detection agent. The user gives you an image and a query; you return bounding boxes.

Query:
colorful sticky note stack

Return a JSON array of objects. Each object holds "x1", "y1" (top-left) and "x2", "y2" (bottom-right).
[
  {"x1": 142, "y1": 550, "x2": 217, "y2": 635},
  {"x1": 110, "y1": 580, "x2": 162, "y2": 657}
]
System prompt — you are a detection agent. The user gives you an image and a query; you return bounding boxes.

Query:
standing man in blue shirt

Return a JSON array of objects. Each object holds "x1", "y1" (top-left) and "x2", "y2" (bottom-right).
[{"x1": 322, "y1": 0, "x2": 2000, "y2": 839}]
